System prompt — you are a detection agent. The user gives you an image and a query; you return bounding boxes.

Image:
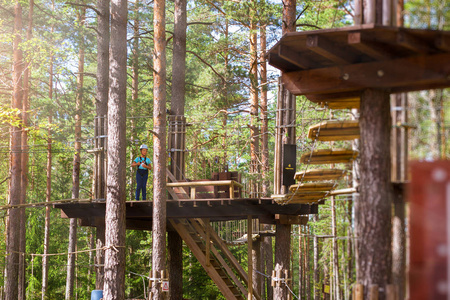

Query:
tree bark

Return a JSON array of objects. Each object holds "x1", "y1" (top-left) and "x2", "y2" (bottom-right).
[
  {"x1": 252, "y1": 239, "x2": 262, "y2": 299},
  {"x1": 282, "y1": 0, "x2": 296, "y2": 33},
  {"x1": 249, "y1": 1, "x2": 259, "y2": 198},
  {"x1": 19, "y1": 1, "x2": 33, "y2": 297},
  {"x1": 6, "y1": 2, "x2": 23, "y2": 298},
  {"x1": 168, "y1": 231, "x2": 182, "y2": 300},
  {"x1": 262, "y1": 224, "x2": 273, "y2": 300},
  {"x1": 274, "y1": 224, "x2": 291, "y2": 300},
  {"x1": 103, "y1": 0, "x2": 128, "y2": 298},
  {"x1": 356, "y1": 88, "x2": 392, "y2": 299},
  {"x1": 65, "y1": 8, "x2": 85, "y2": 299},
  {"x1": 168, "y1": 0, "x2": 187, "y2": 298},
  {"x1": 42, "y1": 25, "x2": 54, "y2": 298},
  {"x1": 94, "y1": 0, "x2": 109, "y2": 290},
  {"x1": 260, "y1": 24, "x2": 269, "y2": 198},
  {"x1": 151, "y1": 0, "x2": 167, "y2": 298},
  {"x1": 129, "y1": 0, "x2": 139, "y2": 201},
  {"x1": 392, "y1": 185, "x2": 406, "y2": 300}
]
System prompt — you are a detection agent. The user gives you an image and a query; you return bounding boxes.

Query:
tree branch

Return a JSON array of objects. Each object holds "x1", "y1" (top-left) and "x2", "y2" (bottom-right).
[
  {"x1": 191, "y1": 135, "x2": 220, "y2": 150},
  {"x1": 0, "y1": 177, "x2": 10, "y2": 186},
  {"x1": 187, "y1": 22, "x2": 214, "y2": 26},
  {"x1": 187, "y1": 50, "x2": 226, "y2": 83},
  {"x1": 296, "y1": 23, "x2": 322, "y2": 29},
  {"x1": 65, "y1": 2, "x2": 100, "y2": 15},
  {"x1": 0, "y1": 4, "x2": 14, "y2": 17}
]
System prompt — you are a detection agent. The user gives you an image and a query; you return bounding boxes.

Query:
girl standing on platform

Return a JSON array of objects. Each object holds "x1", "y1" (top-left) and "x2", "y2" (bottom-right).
[{"x1": 131, "y1": 144, "x2": 152, "y2": 200}]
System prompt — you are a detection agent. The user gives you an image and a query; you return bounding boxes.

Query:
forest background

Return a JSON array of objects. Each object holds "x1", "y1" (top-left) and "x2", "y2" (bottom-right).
[{"x1": 0, "y1": 0, "x2": 449, "y2": 298}]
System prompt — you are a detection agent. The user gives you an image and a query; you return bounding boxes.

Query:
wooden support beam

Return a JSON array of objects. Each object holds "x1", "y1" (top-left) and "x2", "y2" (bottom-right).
[
  {"x1": 275, "y1": 214, "x2": 308, "y2": 225},
  {"x1": 278, "y1": 45, "x2": 313, "y2": 69},
  {"x1": 307, "y1": 34, "x2": 356, "y2": 64},
  {"x1": 435, "y1": 33, "x2": 450, "y2": 51},
  {"x1": 348, "y1": 31, "x2": 394, "y2": 60},
  {"x1": 247, "y1": 215, "x2": 253, "y2": 300},
  {"x1": 396, "y1": 30, "x2": 436, "y2": 54},
  {"x1": 282, "y1": 52, "x2": 450, "y2": 96}
]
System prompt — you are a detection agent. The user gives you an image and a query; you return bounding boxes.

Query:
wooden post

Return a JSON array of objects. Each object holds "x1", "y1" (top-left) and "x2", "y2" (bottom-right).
[
  {"x1": 248, "y1": 215, "x2": 253, "y2": 300},
  {"x1": 206, "y1": 218, "x2": 210, "y2": 267},
  {"x1": 369, "y1": 284, "x2": 379, "y2": 300},
  {"x1": 354, "y1": 284, "x2": 364, "y2": 300},
  {"x1": 385, "y1": 284, "x2": 397, "y2": 300}
]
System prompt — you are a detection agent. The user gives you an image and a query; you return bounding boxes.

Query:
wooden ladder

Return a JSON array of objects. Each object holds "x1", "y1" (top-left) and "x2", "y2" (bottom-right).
[{"x1": 169, "y1": 218, "x2": 261, "y2": 300}]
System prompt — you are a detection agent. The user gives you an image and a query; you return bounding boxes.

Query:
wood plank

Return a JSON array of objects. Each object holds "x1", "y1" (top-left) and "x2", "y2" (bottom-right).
[
  {"x1": 300, "y1": 149, "x2": 358, "y2": 164},
  {"x1": 167, "y1": 180, "x2": 244, "y2": 188},
  {"x1": 169, "y1": 219, "x2": 240, "y2": 300},
  {"x1": 275, "y1": 214, "x2": 309, "y2": 225},
  {"x1": 307, "y1": 34, "x2": 357, "y2": 65},
  {"x1": 282, "y1": 52, "x2": 450, "y2": 96},
  {"x1": 396, "y1": 30, "x2": 436, "y2": 54},
  {"x1": 295, "y1": 169, "x2": 347, "y2": 181},
  {"x1": 320, "y1": 97, "x2": 360, "y2": 109},
  {"x1": 308, "y1": 120, "x2": 360, "y2": 141},
  {"x1": 348, "y1": 31, "x2": 394, "y2": 61},
  {"x1": 329, "y1": 188, "x2": 357, "y2": 196},
  {"x1": 289, "y1": 182, "x2": 335, "y2": 193},
  {"x1": 278, "y1": 45, "x2": 313, "y2": 69},
  {"x1": 435, "y1": 33, "x2": 450, "y2": 51},
  {"x1": 189, "y1": 219, "x2": 250, "y2": 299}
]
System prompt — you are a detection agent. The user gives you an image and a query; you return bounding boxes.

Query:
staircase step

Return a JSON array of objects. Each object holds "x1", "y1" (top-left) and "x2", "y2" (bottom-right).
[
  {"x1": 308, "y1": 120, "x2": 359, "y2": 141},
  {"x1": 300, "y1": 148, "x2": 358, "y2": 165}
]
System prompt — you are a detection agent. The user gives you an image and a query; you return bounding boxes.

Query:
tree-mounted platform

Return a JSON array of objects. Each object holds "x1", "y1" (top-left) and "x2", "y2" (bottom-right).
[
  {"x1": 268, "y1": 24, "x2": 450, "y2": 102},
  {"x1": 54, "y1": 198, "x2": 318, "y2": 231},
  {"x1": 308, "y1": 120, "x2": 360, "y2": 141},
  {"x1": 300, "y1": 148, "x2": 358, "y2": 164}
]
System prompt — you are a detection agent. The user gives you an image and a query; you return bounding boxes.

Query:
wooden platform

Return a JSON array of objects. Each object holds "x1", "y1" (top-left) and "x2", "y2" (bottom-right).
[
  {"x1": 300, "y1": 148, "x2": 358, "y2": 164},
  {"x1": 295, "y1": 169, "x2": 347, "y2": 181},
  {"x1": 308, "y1": 120, "x2": 360, "y2": 141},
  {"x1": 268, "y1": 24, "x2": 450, "y2": 102},
  {"x1": 54, "y1": 198, "x2": 318, "y2": 230}
]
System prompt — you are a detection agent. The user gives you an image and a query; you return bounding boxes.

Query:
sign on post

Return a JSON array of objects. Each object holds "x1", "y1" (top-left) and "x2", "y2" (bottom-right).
[{"x1": 162, "y1": 281, "x2": 169, "y2": 292}]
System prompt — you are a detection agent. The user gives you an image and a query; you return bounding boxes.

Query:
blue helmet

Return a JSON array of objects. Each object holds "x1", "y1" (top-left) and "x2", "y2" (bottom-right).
[{"x1": 140, "y1": 144, "x2": 148, "y2": 150}]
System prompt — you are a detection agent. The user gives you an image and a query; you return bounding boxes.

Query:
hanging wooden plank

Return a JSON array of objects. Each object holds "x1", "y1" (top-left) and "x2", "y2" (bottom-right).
[
  {"x1": 300, "y1": 149, "x2": 358, "y2": 164},
  {"x1": 294, "y1": 169, "x2": 347, "y2": 181},
  {"x1": 308, "y1": 120, "x2": 360, "y2": 141},
  {"x1": 319, "y1": 97, "x2": 360, "y2": 109},
  {"x1": 289, "y1": 182, "x2": 336, "y2": 193},
  {"x1": 329, "y1": 187, "x2": 357, "y2": 196}
]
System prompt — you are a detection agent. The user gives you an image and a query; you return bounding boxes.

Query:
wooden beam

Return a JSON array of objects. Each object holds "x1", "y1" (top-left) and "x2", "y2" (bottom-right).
[
  {"x1": 397, "y1": 30, "x2": 436, "y2": 54},
  {"x1": 278, "y1": 45, "x2": 313, "y2": 69},
  {"x1": 307, "y1": 34, "x2": 356, "y2": 64},
  {"x1": 275, "y1": 214, "x2": 308, "y2": 225},
  {"x1": 348, "y1": 31, "x2": 394, "y2": 60},
  {"x1": 167, "y1": 180, "x2": 244, "y2": 189},
  {"x1": 435, "y1": 33, "x2": 450, "y2": 51},
  {"x1": 247, "y1": 215, "x2": 253, "y2": 300},
  {"x1": 282, "y1": 52, "x2": 450, "y2": 96}
]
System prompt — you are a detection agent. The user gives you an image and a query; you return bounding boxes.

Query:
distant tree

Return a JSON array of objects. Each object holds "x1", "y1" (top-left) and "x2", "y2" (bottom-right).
[{"x1": 5, "y1": 1, "x2": 23, "y2": 299}]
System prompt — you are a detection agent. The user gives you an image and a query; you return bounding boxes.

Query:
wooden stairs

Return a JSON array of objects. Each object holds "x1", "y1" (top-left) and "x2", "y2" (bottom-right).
[{"x1": 170, "y1": 218, "x2": 261, "y2": 300}]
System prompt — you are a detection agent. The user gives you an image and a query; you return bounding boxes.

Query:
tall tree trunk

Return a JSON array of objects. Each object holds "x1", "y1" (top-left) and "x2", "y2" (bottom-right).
[
  {"x1": 252, "y1": 239, "x2": 262, "y2": 298},
  {"x1": 103, "y1": 0, "x2": 128, "y2": 298},
  {"x1": 65, "y1": 8, "x2": 85, "y2": 299},
  {"x1": 151, "y1": 0, "x2": 167, "y2": 297},
  {"x1": 260, "y1": 24, "x2": 269, "y2": 197},
  {"x1": 95, "y1": 0, "x2": 109, "y2": 289},
  {"x1": 274, "y1": 224, "x2": 291, "y2": 300},
  {"x1": 129, "y1": 0, "x2": 139, "y2": 201},
  {"x1": 262, "y1": 224, "x2": 273, "y2": 300},
  {"x1": 19, "y1": 1, "x2": 33, "y2": 297},
  {"x1": 313, "y1": 234, "x2": 319, "y2": 300},
  {"x1": 249, "y1": 1, "x2": 259, "y2": 198},
  {"x1": 331, "y1": 196, "x2": 341, "y2": 300},
  {"x1": 169, "y1": 0, "x2": 186, "y2": 298},
  {"x1": 6, "y1": 2, "x2": 23, "y2": 298},
  {"x1": 42, "y1": 20, "x2": 54, "y2": 297},
  {"x1": 357, "y1": 89, "x2": 392, "y2": 299}
]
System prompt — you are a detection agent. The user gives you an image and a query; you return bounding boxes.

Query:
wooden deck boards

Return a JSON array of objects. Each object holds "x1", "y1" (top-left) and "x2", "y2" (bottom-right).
[
  {"x1": 289, "y1": 182, "x2": 336, "y2": 193},
  {"x1": 308, "y1": 120, "x2": 360, "y2": 141},
  {"x1": 300, "y1": 148, "x2": 358, "y2": 164},
  {"x1": 295, "y1": 169, "x2": 347, "y2": 181}
]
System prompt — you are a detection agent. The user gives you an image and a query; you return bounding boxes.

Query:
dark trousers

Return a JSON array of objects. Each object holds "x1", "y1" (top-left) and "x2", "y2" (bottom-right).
[{"x1": 135, "y1": 170, "x2": 148, "y2": 200}]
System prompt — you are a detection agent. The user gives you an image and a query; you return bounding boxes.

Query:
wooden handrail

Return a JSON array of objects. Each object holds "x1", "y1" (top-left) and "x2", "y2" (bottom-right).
[{"x1": 167, "y1": 180, "x2": 243, "y2": 189}]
